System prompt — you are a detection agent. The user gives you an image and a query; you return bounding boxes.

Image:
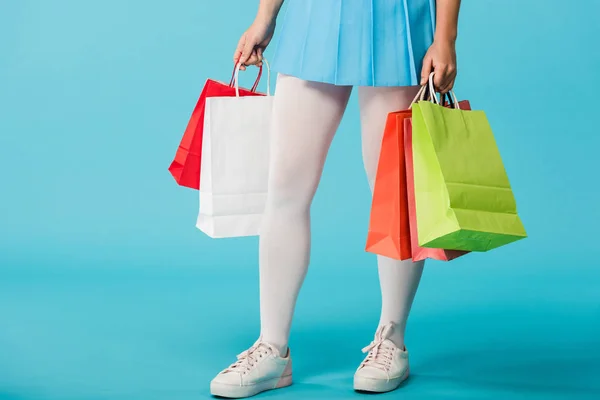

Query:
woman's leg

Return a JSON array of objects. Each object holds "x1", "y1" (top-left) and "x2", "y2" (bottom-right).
[
  {"x1": 358, "y1": 86, "x2": 425, "y2": 350},
  {"x1": 259, "y1": 74, "x2": 352, "y2": 354},
  {"x1": 211, "y1": 75, "x2": 350, "y2": 397}
]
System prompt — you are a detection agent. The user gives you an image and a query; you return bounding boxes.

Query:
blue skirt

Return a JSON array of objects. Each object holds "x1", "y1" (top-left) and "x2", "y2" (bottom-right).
[{"x1": 271, "y1": 0, "x2": 436, "y2": 87}]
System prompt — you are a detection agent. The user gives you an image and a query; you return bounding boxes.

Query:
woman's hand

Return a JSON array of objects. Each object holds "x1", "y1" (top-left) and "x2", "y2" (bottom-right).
[
  {"x1": 234, "y1": 18, "x2": 276, "y2": 71},
  {"x1": 420, "y1": 39, "x2": 457, "y2": 93}
]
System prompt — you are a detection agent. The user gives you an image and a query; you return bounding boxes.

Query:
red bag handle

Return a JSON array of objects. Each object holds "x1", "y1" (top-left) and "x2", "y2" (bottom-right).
[{"x1": 228, "y1": 64, "x2": 263, "y2": 93}]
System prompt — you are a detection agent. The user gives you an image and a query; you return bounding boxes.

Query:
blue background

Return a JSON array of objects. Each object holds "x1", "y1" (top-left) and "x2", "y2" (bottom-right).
[{"x1": 1, "y1": 1, "x2": 599, "y2": 399}]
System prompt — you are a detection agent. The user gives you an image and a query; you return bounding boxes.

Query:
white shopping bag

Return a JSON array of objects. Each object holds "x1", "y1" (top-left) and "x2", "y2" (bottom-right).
[{"x1": 196, "y1": 61, "x2": 273, "y2": 238}]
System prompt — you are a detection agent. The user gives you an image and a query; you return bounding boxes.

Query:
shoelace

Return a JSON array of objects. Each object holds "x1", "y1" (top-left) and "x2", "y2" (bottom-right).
[
  {"x1": 360, "y1": 323, "x2": 396, "y2": 377},
  {"x1": 224, "y1": 340, "x2": 278, "y2": 376}
]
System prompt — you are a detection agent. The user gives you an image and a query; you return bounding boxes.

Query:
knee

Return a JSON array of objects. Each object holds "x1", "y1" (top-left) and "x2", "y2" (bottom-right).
[{"x1": 265, "y1": 171, "x2": 318, "y2": 214}]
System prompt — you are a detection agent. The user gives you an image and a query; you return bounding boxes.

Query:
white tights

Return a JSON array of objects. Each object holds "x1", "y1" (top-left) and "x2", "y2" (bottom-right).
[{"x1": 259, "y1": 74, "x2": 425, "y2": 354}]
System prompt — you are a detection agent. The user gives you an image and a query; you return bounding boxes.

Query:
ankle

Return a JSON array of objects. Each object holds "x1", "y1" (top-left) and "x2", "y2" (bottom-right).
[
  {"x1": 389, "y1": 335, "x2": 405, "y2": 350},
  {"x1": 376, "y1": 322, "x2": 405, "y2": 349},
  {"x1": 259, "y1": 336, "x2": 288, "y2": 356},
  {"x1": 277, "y1": 345, "x2": 289, "y2": 357}
]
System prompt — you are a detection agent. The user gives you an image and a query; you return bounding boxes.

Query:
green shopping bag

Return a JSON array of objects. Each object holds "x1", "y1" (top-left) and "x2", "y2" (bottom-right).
[{"x1": 411, "y1": 93, "x2": 527, "y2": 252}]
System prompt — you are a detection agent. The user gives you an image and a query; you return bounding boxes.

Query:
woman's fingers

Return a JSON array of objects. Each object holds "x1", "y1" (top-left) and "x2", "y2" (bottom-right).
[
  {"x1": 433, "y1": 66, "x2": 448, "y2": 91},
  {"x1": 421, "y1": 41, "x2": 457, "y2": 93},
  {"x1": 238, "y1": 43, "x2": 262, "y2": 70},
  {"x1": 256, "y1": 48, "x2": 264, "y2": 67},
  {"x1": 237, "y1": 50, "x2": 263, "y2": 71},
  {"x1": 431, "y1": 65, "x2": 457, "y2": 93},
  {"x1": 443, "y1": 65, "x2": 457, "y2": 93},
  {"x1": 245, "y1": 50, "x2": 261, "y2": 66},
  {"x1": 234, "y1": 37, "x2": 260, "y2": 71},
  {"x1": 240, "y1": 38, "x2": 260, "y2": 67},
  {"x1": 440, "y1": 76, "x2": 456, "y2": 94},
  {"x1": 438, "y1": 83, "x2": 450, "y2": 94},
  {"x1": 420, "y1": 55, "x2": 433, "y2": 85},
  {"x1": 439, "y1": 68, "x2": 457, "y2": 93}
]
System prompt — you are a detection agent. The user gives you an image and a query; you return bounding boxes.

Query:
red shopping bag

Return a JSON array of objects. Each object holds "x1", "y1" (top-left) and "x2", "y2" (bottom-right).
[
  {"x1": 403, "y1": 99, "x2": 471, "y2": 262},
  {"x1": 365, "y1": 110, "x2": 413, "y2": 260},
  {"x1": 168, "y1": 66, "x2": 265, "y2": 189}
]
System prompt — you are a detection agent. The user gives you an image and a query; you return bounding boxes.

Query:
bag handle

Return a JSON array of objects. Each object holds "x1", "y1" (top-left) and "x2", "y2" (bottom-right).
[
  {"x1": 228, "y1": 65, "x2": 262, "y2": 92},
  {"x1": 232, "y1": 58, "x2": 271, "y2": 97},
  {"x1": 409, "y1": 72, "x2": 460, "y2": 110},
  {"x1": 409, "y1": 85, "x2": 429, "y2": 107},
  {"x1": 441, "y1": 92, "x2": 456, "y2": 108},
  {"x1": 427, "y1": 72, "x2": 460, "y2": 110}
]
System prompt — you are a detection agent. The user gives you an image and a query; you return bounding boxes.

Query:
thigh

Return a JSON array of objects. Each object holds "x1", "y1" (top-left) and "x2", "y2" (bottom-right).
[
  {"x1": 357, "y1": 86, "x2": 420, "y2": 190},
  {"x1": 267, "y1": 74, "x2": 352, "y2": 204}
]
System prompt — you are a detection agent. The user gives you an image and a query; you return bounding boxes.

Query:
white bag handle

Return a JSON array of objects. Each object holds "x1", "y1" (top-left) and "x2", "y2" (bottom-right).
[
  {"x1": 409, "y1": 85, "x2": 428, "y2": 108},
  {"x1": 428, "y1": 72, "x2": 460, "y2": 110},
  {"x1": 233, "y1": 58, "x2": 271, "y2": 97},
  {"x1": 409, "y1": 73, "x2": 460, "y2": 110}
]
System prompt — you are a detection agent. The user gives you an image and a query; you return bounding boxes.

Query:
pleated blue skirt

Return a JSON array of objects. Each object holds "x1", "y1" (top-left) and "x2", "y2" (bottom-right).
[{"x1": 271, "y1": 0, "x2": 436, "y2": 87}]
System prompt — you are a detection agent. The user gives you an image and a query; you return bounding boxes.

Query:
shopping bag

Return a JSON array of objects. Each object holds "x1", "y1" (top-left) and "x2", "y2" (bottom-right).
[
  {"x1": 168, "y1": 65, "x2": 265, "y2": 189},
  {"x1": 411, "y1": 75, "x2": 527, "y2": 252},
  {"x1": 365, "y1": 109, "x2": 413, "y2": 260},
  {"x1": 365, "y1": 85, "x2": 471, "y2": 261},
  {"x1": 196, "y1": 62, "x2": 273, "y2": 238},
  {"x1": 405, "y1": 117, "x2": 469, "y2": 262}
]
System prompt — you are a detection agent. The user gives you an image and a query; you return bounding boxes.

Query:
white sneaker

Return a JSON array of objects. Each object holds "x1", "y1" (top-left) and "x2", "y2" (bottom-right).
[
  {"x1": 210, "y1": 339, "x2": 292, "y2": 398},
  {"x1": 354, "y1": 323, "x2": 410, "y2": 393}
]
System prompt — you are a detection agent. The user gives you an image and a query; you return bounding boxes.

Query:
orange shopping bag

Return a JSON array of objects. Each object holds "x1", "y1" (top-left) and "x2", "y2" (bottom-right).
[{"x1": 365, "y1": 109, "x2": 413, "y2": 260}]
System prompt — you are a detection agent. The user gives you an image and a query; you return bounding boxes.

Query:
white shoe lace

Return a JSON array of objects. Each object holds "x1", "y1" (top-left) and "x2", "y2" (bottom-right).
[
  {"x1": 224, "y1": 339, "x2": 278, "y2": 376},
  {"x1": 360, "y1": 323, "x2": 396, "y2": 377}
]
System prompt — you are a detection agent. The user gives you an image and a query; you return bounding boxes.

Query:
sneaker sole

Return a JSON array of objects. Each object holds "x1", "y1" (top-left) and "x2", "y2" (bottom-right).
[
  {"x1": 210, "y1": 374, "x2": 292, "y2": 398},
  {"x1": 353, "y1": 367, "x2": 409, "y2": 393}
]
